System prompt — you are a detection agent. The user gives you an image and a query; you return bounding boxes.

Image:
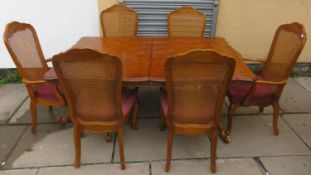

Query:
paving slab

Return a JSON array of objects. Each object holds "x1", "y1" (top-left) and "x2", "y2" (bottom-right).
[
  {"x1": 280, "y1": 78, "x2": 311, "y2": 113},
  {"x1": 261, "y1": 156, "x2": 311, "y2": 175},
  {"x1": 152, "y1": 159, "x2": 263, "y2": 175},
  {"x1": 137, "y1": 87, "x2": 160, "y2": 118},
  {"x1": 295, "y1": 77, "x2": 311, "y2": 92},
  {"x1": 114, "y1": 118, "x2": 211, "y2": 162},
  {"x1": 283, "y1": 114, "x2": 311, "y2": 148},
  {"x1": 4, "y1": 124, "x2": 114, "y2": 169},
  {"x1": 37, "y1": 163, "x2": 149, "y2": 175},
  {"x1": 0, "y1": 84, "x2": 27, "y2": 124},
  {"x1": 218, "y1": 115, "x2": 311, "y2": 158},
  {"x1": 9, "y1": 98, "x2": 68, "y2": 124},
  {"x1": 0, "y1": 125, "x2": 26, "y2": 166},
  {"x1": 0, "y1": 169, "x2": 37, "y2": 175}
]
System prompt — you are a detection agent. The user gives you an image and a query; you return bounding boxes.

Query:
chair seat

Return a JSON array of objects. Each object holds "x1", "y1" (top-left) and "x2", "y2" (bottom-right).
[
  {"x1": 122, "y1": 88, "x2": 138, "y2": 117},
  {"x1": 228, "y1": 80, "x2": 275, "y2": 103},
  {"x1": 34, "y1": 83, "x2": 63, "y2": 103}
]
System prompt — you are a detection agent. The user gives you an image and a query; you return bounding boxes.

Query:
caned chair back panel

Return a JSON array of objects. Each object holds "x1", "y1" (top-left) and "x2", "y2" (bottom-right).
[
  {"x1": 168, "y1": 6, "x2": 206, "y2": 37},
  {"x1": 100, "y1": 3, "x2": 138, "y2": 37},
  {"x1": 166, "y1": 50, "x2": 235, "y2": 124},
  {"x1": 3, "y1": 22, "x2": 48, "y2": 81},
  {"x1": 260, "y1": 23, "x2": 307, "y2": 81},
  {"x1": 52, "y1": 49, "x2": 123, "y2": 122}
]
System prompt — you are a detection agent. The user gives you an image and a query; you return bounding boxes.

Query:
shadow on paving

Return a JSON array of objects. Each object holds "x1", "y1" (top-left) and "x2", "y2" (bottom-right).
[
  {"x1": 9, "y1": 98, "x2": 68, "y2": 124},
  {"x1": 3, "y1": 124, "x2": 70, "y2": 169}
]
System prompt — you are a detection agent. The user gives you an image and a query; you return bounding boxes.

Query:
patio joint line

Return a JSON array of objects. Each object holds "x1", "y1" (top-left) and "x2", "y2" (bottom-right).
[
  {"x1": 1, "y1": 125, "x2": 30, "y2": 170},
  {"x1": 280, "y1": 111, "x2": 311, "y2": 115},
  {"x1": 111, "y1": 133, "x2": 117, "y2": 162},
  {"x1": 294, "y1": 78, "x2": 311, "y2": 94},
  {"x1": 4, "y1": 155, "x2": 311, "y2": 171},
  {"x1": 3, "y1": 96, "x2": 28, "y2": 125},
  {"x1": 256, "y1": 154, "x2": 311, "y2": 158},
  {"x1": 1, "y1": 161, "x2": 149, "y2": 171},
  {"x1": 2, "y1": 162, "x2": 107, "y2": 171},
  {"x1": 35, "y1": 168, "x2": 39, "y2": 175},
  {"x1": 149, "y1": 161, "x2": 152, "y2": 175},
  {"x1": 253, "y1": 157, "x2": 268, "y2": 175},
  {"x1": 281, "y1": 116, "x2": 311, "y2": 150}
]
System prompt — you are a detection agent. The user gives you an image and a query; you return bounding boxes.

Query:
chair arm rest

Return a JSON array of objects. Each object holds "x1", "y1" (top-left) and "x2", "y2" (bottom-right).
[
  {"x1": 255, "y1": 79, "x2": 287, "y2": 85},
  {"x1": 22, "y1": 78, "x2": 45, "y2": 85},
  {"x1": 232, "y1": 77, "x2": 254, "y2": 82},
  {"x1": 45, "y1": 58, "x2": 52, "y2": 62},
  {"x1": 243, "y1": 58, "x2": 265, "y2": 63}
]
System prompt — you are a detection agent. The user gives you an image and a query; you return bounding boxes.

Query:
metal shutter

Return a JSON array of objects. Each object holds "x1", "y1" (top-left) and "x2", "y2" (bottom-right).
[{"x1": 121, "y1": 0, "x2": 219, "y2": 36}]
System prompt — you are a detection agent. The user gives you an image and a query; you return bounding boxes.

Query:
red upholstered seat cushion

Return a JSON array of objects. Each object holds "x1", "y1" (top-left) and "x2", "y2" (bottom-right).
[
  {"x1": 228, "y1": 80, "x2": 275, "y2": 103},
  {"x1": 34, "y1": 83, "x2": 62, "y2": 103},
  {"x1": 122, "y1": 88, "x2": 138, "y2": 117},
  {"x1": 160, "y1": 88, "x2": 168, "y2": 117}
]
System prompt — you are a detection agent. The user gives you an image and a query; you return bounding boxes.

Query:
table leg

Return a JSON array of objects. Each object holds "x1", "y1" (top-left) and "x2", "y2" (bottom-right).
[{"x1": 218, "y1": 122, "x2": 230, "y2": 143}]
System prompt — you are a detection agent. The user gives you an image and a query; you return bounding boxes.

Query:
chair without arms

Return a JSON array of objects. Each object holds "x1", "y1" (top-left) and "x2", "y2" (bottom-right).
[
  {"x1": 100, "y1": 3, "x2": 138, "y2": 37},
  {"x1": 3, "y1": 21, "x2": 66, "y2": 133},
  {"x1": 52, "y1": 49, "x2": 138, "y2": 169},
  {"x1": 160, "y1": 50, "x2": 235, "y2": 173},
  {"x1": 225, "y1": 22, "x2": 307, "y2": 142},
  {"x1": 168, "y1": 6, "x2": 206, "y2": 37},
  {"x1": 100, "y1": 3, "x2": 140, "y2": 130}
]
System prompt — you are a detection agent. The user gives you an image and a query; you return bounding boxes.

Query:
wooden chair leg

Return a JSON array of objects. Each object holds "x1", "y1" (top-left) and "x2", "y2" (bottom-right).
[
  {"x1": 272, "y1": 101, "x2": 280, "y2": 136},
  {"x1": 30, "y1": 100, "x2": 37, "y2": 133},
  {"x1": 131, "y1": 101, "x2": 138, "y2": 129},
  {"x1": 224, "y1": 103, "x2": 238, "y2": 143},
  {"x1": 104, "y1": 133, "x2": 112, "y2": 142},
  {"x1": 259, "y1": 106, "x2": 264, "y2": 113},
  {"x1": 165, "y1": 129, "x2": 174, "y2": 172},
  {"x1": 117, "y1": 128, "x2": 126, "y2": 170},
  {"x1": 48, "y1": 105, "x2": 53, "y2": 112},
  {"x1": 74, "y1": 124, "x2": 81, "y2": 168},
  {"x1": 210, "y1": 129, "x2": 217, "y2": 173}
]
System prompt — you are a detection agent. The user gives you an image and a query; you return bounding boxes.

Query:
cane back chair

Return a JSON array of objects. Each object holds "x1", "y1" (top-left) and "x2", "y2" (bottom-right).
[
  {"x1": 160, "y1": 50, "x2": 235, "y2": 173},
  {"x1": 3, "y1": 21, "x2": 66, "y2": 133},
  {"x1": 225, "y1": 22, "x2": 307, "y2": 142},
  {"x1": 52, "y1": 48, "x2": 138, "y2": 169},
  {"x1": 100, "y1": 3, "x2": 138, "y2": 37},
  {"x1": 168, "y1": 6, "x2": 206, "y2": 37}
]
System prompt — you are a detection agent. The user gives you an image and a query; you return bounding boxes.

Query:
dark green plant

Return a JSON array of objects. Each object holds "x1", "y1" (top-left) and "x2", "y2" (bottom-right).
[
  {"x1": 0, "y1": 70, "x2": 22, "y2": 84},
  {"x1": 290, "y1": 67, "x2": 300, "y2": 77}
]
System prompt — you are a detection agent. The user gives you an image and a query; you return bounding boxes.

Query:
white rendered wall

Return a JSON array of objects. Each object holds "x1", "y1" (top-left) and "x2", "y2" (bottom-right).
[{"x1": 0, "y1": 0, "x2": 100, "y2": 68}]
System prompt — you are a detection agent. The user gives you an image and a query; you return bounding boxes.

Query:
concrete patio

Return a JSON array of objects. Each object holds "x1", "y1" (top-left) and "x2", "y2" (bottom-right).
[{"x1": 0, "y1": 78, "x2": 310, "y2": 175}]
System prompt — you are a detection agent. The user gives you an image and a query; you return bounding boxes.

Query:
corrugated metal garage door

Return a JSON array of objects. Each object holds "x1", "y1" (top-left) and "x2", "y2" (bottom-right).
[{"x1": 122, "y1": 0, "x2": 219, "y2": 36}]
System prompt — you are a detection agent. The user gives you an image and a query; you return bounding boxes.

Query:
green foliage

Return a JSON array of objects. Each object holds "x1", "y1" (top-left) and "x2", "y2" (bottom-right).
[
  {"x1": 0, "y1": 70, "x2": 22, "y2": 84},
  {"x1": 290, "y1": 67, "x2": 300, "y2": 77}
]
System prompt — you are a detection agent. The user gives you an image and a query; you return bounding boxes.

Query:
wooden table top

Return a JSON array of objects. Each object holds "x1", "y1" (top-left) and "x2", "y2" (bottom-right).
[{"x1": 44, "y1": 36, "x2": 255, "y2": 84}]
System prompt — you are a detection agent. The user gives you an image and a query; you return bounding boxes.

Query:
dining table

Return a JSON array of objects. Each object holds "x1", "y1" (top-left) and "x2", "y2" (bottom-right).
[
  {"x1": 44, "y1": 36, "x2": 255, "y2": 139},
  {"x1": 44, "y1": 36, "x2": 255, "y2": 85}
]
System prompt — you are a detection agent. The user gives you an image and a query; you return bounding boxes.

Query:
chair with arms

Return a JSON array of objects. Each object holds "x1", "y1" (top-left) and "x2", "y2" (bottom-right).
[
  {"x1": 168, "y1": 6, "x2": 206, "y2": 37},
  {"x1": 225, "y1": 22, "x2": 307, "y2": 142},
  {"x1": 3, "y1": 21, "x2": 66, "y2": 133},
  {"x1": 160, "y1": 50, "x2": 235, "y2": 173},
  {"x1": 52, "y1": 48, "x2": 138, "y2": 169},
  {"x1": 100, "y1": 3, "x2": 138, "y2": 37}
]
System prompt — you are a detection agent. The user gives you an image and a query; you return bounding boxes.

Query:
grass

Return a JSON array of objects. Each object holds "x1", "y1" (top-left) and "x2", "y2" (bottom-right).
[{"x1": 0, "y1": 69, "x2": 22, "y2": 84}]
